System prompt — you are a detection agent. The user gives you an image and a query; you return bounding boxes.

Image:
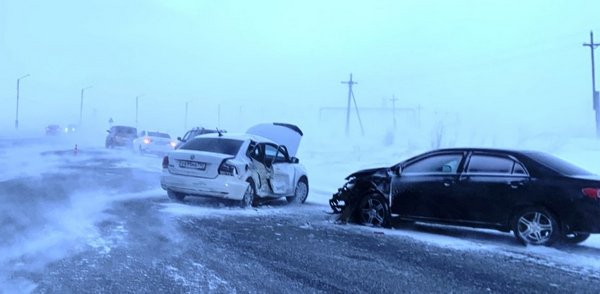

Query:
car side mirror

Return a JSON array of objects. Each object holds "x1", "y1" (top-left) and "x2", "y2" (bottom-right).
[
  {"x1": 177, "y1": 137, "x2": 182, "y2": 141},
  {"x1": 393, "y1": 165, "x2": 402, "y2": 176},
  {"x1": 441, "y1": 164, "x2": 452, "y2": 173},
  {"x1": 291, "y1": 157, "x2": 299, "y2": 164},
  {"x1": 106, "y1": 130, "x2": 110, "y2": 133}
]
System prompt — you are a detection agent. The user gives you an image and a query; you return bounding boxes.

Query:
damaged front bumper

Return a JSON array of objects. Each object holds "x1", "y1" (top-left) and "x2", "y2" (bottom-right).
[{"x1": 329, "y1": 180, "x2": 355, "y2": 214}]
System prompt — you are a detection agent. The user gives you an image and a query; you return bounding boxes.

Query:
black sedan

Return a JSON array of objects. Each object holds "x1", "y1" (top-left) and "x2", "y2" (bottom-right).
[{"x1": 330, "y1": 148, "x2": 600, "y2": 246}]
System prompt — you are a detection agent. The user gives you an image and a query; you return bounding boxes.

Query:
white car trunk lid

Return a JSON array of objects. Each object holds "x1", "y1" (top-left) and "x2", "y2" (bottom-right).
[
  {"x1": 168, "y1": 150, "x2": 231, "y2": 178},
  {"x1": 246, "y1": 123, "x2": 303, "y2": 157}
]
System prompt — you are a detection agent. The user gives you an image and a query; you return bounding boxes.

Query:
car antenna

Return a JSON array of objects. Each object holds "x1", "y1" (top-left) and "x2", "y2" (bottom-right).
[{"x1": 216, "y1": 128, "x2": 223, "y2": 137}]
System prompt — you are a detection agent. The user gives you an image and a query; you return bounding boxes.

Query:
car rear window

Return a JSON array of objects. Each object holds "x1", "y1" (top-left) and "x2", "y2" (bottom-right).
[
  {"x1": 525, "y1": 151, "x2": 594, "y2": 176},
  {"x1": 148, "y1": 132, "x2": 170, "y2": 138},
  {"x1": 180, "y1": 138, "x2": 243, "y2": 156},
  {"x1": 114, "y1": 127, "x2": 136, "y2": 134}
]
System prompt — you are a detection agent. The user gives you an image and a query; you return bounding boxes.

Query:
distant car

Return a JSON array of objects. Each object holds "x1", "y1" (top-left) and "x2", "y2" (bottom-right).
[
  {"x1": 45, "y1": 124, "x2": 61, "y2": 136},
  {"x1": 64, "y1": 124, "x2": 77, "y2": 134},
  {"x1": 105, "y1": 125, "x2": 137, "y2": 148},
  {"x1": 175, "y1": 127, "x2": 223, "y2": 149},
  {"x1": 133, "y1": 130, "x2": 177, "y2": 155},
  {"x1": 330, "y1": 148, "x2": 600, "y2": 246},
  {"x1": 161, "y1": 123, "x2": 308, "y2": 207}
]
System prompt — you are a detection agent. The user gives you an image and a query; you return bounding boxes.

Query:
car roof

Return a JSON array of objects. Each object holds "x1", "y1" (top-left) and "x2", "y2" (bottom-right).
[
  {"x1": 432, "y1": 147, "x2": 532, "y2": 155},
  {"x1": 192, "y1": 132, "x2": 276, "y2": 145},
  {"x1": 112, "y1": 125, "x2": 136, "y2": 129}
]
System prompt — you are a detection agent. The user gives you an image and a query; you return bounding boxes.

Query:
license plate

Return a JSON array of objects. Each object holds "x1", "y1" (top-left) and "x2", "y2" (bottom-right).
[{"x1": 178, "y1": 160, "x2": 206, "y2": 170}]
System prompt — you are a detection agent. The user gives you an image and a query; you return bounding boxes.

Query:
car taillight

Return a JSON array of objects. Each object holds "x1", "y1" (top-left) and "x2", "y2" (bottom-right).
[
  {"x1": 582, "y1": 188, "x2": 600, "y2": 200},
  {"x1": 219, "y1": 160, "x2": 237, "y2": 176},
  {"x1": 143, "y1": 137, "x2": 151, "y2": 144},
  {"x1": 162, "y1": 156, "x2": 169, "y2": 169}
]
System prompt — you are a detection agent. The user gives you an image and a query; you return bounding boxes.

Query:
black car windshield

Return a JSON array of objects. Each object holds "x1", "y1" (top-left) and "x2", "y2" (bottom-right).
[
  {"x1": 526, "y1": 151, "x2": 594, "y2": 176},
  {"x1": 180, "y1": 138, "x2": 243, "y2": 156}
]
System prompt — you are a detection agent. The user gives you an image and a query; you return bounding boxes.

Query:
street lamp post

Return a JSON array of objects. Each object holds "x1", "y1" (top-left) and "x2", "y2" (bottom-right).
[
  {"x1": 135, "y1": 94, "x2": 144, "y2": 129},
  {"x1": 79, "y1": 85, "x2": 92, "y2": 126},
  {"x1": 15, "y1": 74, "x2": 30, "y2": 130}
]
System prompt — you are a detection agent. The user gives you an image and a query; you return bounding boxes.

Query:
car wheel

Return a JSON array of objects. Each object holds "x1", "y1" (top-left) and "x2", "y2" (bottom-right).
[
  {"x1": 240, "y1": 179, "x2": 257, "y2": 208},
  {"x1": 357, "y1": 193, "x2": 390, "y2": 227},
  {"x1": 167, "y1": 190, "x2": 185, "y2": 202},
  {"x1": 562, "y1": 232, "x2": 591, "y2": 244},
  {"x1": 287, "y1": 177, "x2": 309, "y2": 204},
  {"x1": 512, "y1": 207, "x2": 560, "y2": 246}
]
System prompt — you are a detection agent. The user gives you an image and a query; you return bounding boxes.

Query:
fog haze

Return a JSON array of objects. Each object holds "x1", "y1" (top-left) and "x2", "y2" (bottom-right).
[{"x1": 1, "y1": 0, "x2": 599, "y2": 140}]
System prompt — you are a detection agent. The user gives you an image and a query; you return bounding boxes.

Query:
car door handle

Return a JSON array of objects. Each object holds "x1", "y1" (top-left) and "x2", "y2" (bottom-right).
[{"x1": 508, "y1": 181, "x2": 524, "y2": 189}]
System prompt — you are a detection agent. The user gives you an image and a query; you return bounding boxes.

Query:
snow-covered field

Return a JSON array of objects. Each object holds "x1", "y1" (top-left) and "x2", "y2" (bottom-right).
[{"x1": 2, "y1": 130, "x2": 600, "y2": 291}]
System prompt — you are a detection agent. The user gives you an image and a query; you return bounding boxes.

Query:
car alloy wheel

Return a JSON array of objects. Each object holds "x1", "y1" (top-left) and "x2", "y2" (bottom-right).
[
  {"x1": 287, "y1": 178, "x2": 308, "y2": 204},
  {"x1": 167, "y1": 190, "x2": 185, "y2": 202},
  {"x1": 241, "y1": 179, "x2": 256, "y2": 208},
  {"x1": 513, "y1": 208, "x2": 559, "y2": 246},
  {"x1": 358, "y1": 194, "x2": 390, "y2": 227}
]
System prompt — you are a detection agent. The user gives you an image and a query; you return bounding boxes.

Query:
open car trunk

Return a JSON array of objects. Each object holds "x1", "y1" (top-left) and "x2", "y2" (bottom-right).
[{"x1": 246, "y1": 123, "x2": 303, "y2": 157}]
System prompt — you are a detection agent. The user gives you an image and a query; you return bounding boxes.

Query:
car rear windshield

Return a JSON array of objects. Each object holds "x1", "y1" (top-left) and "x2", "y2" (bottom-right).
[
  {"x1": 148, "y1": 132, "x2": 170, "y2": 138},
  {"x1": 525, "y1": 151, "x2": 594, "y2": 176},
  {"x1": 180, "y1": 138, "x2": 243, "y2": 156},
  {"x1": 114, "y1": 127, "x2": 136, "y2": 134}
]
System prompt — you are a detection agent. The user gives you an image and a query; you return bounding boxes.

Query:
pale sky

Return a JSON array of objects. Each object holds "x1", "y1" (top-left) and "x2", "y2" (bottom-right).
[{"x1": 1, "y1": 0, "x2": 599, "y2": 136}]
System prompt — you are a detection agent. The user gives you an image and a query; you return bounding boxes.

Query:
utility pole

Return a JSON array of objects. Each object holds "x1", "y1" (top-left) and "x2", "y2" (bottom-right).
[
  {"x1": 79, "y1": 85, "x2": 92, "y2": 126},
  {"x1": 583, "y1": 31, "x2": 600, "y2": 137},
  {"x1": 184, "y1": 101, "x2": 189, "y2": 130},
  {"x1": 218, "y1": 104, "x2": 221, "y2": 127},
  {"x1": 342, "y1": 73, "x2": 357, "y2": 136},
  {"x1": 340, "y1": 73, "x2": 364, "y2": 136},
  {"x1": 15, "y1": 74, "x2": 30, "y2": 130},
  {"x1": 390, "y1": 95, "x2": 398, "y2": 130}
]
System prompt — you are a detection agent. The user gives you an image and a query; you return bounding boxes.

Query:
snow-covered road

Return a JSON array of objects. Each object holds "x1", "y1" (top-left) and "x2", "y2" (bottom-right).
[{"x1": 1, "y1": 135, "x2": 600, "y2": 293}]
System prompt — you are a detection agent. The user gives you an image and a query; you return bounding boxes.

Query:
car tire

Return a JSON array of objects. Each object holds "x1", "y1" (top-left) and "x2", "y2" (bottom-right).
[
  {"x1": 167, "y1": 190, "x2": 185, "y2": 202},
  {"x1": 356, "y1": 193, "x2": 390, "y2": 228},
  {"x1": 240, "y1": 179, "x2": 257, "y2": 208},
  {"x1": 512, "y1": 207, "x2": 560, "y2": 246},
  {"x1": 287, "y1": 177, "x2": 309, "y2": 204},
  {"x1": 562, "y1": 232, "x2": 591, "y2": 245}
]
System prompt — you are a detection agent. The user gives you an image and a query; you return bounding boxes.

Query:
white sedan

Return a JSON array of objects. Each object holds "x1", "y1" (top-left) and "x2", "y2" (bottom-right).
[
  {"x1": 160, "y1": 123, "x2": 308, "y2": 207},
  {"x1": 133, "y1": 130, "x2": 177, "y2": 155}
]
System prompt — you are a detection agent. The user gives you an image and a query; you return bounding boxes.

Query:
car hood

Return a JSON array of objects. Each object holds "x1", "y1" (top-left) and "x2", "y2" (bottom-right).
[
  {"x1": 346, "y1": 167, "x2": 389, "y2": 180},
  {"x1": 246, "y1": 123, "x2": 303, "y2": 157}
]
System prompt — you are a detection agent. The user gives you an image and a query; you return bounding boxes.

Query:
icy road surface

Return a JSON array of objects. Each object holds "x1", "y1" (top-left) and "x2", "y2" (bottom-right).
[{"x1": 1, "y1": 137, "x2": 600, "y2": 293}]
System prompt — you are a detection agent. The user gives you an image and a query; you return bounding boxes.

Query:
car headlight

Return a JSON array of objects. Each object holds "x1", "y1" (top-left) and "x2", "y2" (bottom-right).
[{"x1": 344, "y1": 178, "x2": 356, "y2": 189}]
